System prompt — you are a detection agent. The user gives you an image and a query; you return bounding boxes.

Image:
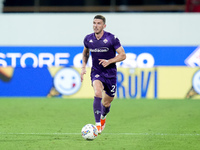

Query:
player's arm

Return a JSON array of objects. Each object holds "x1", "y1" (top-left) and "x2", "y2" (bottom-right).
[
  {"x1": 99, "y1": 46, "x2": 126, "y2": 67},
  {"x1": 81, "y1": 47, "x2": 90, "y2": 82}
]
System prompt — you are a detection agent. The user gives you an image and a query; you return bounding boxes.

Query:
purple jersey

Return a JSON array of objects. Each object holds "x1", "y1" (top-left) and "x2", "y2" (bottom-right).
[{"x1": 84, "y1": 31, "x2": 121, "y2": 78}]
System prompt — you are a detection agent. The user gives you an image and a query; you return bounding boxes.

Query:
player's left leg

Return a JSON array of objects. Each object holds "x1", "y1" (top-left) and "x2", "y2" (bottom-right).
[{"x1": 101, "y1": 94, "x2": 114, "y2": 115}]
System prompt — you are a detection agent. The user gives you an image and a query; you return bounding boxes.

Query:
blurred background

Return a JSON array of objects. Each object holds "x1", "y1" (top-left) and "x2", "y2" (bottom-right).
[
  {"x1": 1, "y1": 0, "x2": 200, "y2": 13},
  {"x1": 0, "y1": 0, "x2": 200, "y2": 99}
]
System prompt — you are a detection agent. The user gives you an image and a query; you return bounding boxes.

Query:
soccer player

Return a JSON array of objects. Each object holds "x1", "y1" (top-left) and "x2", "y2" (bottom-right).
[{"x1": 81, "y1": 15, "x2": 126, "y2": 134}]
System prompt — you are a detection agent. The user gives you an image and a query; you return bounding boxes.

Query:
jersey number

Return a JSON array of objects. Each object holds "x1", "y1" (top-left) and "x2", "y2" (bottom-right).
[{"x1": 111, "y1": 85, "x2": 115, "y2": 92}]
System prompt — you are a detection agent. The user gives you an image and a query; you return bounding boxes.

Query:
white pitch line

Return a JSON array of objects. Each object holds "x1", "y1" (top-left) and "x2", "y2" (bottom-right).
[
  {"x1": 0, "y1": 133, "x2": 80, "y2": 135},
  {"x1": 0, "y1": 133, "x2": 199, "y2": 136},
  {"x1": 105, "y1": 133, "x2": 200, "y2": 136}
]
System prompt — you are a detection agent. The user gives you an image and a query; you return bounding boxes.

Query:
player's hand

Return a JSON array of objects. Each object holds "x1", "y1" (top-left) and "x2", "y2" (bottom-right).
[
  {"x1": 99, "y1": 59, "x2": 110, "y2": 67},
  {"x1": 81, "y1": 67, "x2": 86, "y2": 82}
]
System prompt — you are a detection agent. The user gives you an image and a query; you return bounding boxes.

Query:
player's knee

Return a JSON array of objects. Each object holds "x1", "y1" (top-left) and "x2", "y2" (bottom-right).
[
  {"x1": 102, "y1": 101, "x2": 111, "y2": 107},
  {"x1": 94, "y1": 90, "x2": 102, "y2": 98}
]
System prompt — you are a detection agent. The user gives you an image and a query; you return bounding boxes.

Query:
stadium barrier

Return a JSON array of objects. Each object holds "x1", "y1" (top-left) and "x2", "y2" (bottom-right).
[{"x1": 3, "y1": 5, "x2": 185, "y2": 12}]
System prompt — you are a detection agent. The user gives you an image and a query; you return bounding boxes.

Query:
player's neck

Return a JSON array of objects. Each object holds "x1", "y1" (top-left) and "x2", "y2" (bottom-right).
[{"x1": 95, "y1": 30, "x2": 104, "y2": 40}]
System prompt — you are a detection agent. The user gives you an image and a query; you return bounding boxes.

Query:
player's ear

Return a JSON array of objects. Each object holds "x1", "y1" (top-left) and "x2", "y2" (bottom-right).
[{"x1": 103, "y1": 24, "x2": 106, "y2": 29}]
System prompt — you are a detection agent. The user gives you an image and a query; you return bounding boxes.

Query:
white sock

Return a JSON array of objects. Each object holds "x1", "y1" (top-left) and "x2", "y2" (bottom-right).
[
  {"x1": 101, "y1": 114, "x2": 106, "y2": 120},
  {"x1": 95, "y1": 122, "x2": 101, "y2": 126}
]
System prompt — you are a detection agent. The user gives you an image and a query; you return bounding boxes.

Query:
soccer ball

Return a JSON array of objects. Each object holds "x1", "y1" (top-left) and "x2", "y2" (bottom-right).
[{"x1": 81, "y1": 124, "x2": 98, "y2": 140}]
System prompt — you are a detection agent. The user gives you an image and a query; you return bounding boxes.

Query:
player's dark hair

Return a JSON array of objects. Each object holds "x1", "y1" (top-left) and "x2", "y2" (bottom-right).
[{"x1": 94, "y1": 15, "x2": 106, "y2": 24}]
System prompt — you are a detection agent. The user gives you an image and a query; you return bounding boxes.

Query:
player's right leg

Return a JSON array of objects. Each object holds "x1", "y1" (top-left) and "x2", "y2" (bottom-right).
[
  {"x1": 101, "y1": 114, "x2": 106, "y2": 132},
  {"x1": 92, "y1": 80, "x2": 104, "y2": 134}
]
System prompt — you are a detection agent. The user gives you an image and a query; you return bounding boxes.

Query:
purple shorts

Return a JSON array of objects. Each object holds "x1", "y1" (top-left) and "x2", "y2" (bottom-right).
[{"x1": 91, "y1": 73, "x2": 117, "y2": 97}]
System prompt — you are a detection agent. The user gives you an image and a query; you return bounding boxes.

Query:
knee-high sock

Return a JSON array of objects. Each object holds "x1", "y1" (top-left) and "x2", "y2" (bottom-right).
[
  {"x1": 93, "y1": 97, "x2": 102, "y2": 123},
  {"x1": 101, "y1": 103, "x2": 111, "y2": 117}
]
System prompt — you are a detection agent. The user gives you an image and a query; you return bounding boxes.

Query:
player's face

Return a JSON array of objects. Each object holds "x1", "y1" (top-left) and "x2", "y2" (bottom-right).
[{"x1": 93, "y1": 19, "x2": 106, "y2": 34}]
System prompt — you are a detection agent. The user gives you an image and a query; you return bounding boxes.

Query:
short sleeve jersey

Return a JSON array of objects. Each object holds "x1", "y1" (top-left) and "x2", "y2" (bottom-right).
[{"x1": 84, "y1": 31, "x2": 121, "y2": 78}]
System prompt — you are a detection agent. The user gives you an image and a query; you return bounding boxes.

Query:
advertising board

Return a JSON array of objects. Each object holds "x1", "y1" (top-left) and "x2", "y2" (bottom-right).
[{"x1": 1, "y1": 46, "x2": 199, "y2": 99}]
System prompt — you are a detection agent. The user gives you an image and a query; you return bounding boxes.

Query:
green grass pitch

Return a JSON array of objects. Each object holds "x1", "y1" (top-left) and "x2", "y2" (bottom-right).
[{"x1": 0, "y1": 98, "x2": 199, "y2": 150}]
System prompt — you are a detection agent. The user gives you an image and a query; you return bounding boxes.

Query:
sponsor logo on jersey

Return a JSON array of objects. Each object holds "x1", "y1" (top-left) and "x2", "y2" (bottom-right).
[{"x1": 90, "y1": 47, "x2": 109, "y2": 52}]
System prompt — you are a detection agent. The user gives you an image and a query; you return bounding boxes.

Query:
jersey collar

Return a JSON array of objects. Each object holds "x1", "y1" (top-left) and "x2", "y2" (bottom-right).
[{"x1": 93, "y1": 31, "x2": 106, "y2": 40}]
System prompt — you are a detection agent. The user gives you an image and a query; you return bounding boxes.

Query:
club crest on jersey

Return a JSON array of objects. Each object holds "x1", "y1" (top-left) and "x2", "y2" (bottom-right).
[
  {"x1": 95, "y1": 74, "x2": 100, "y2": 78},
  {"x1": 103, "y1": 39, "x2": 108, "y2": 44}
]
